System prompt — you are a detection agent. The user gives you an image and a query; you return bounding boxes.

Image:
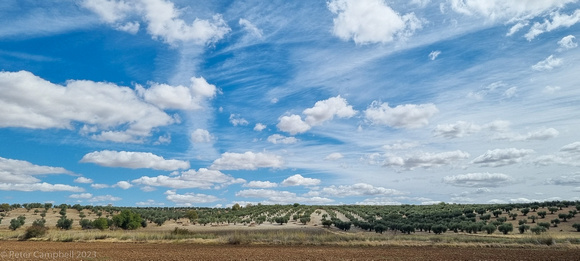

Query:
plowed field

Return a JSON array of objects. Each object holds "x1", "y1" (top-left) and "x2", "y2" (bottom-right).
[{"x1": 0, "y1": 241, "x2": 577, "y2": 261}]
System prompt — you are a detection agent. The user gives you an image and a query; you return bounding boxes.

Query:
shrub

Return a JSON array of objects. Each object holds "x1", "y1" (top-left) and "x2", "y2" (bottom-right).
[
  {"x1": 374, "y1": 224, "x2": 386, "y2": 234},
  {"x1": 56, "y1": 216, "x2": 73, "y2": 230},
  {"x1": 498, "y1": 223, "x2": 513, "y2": 235},
  {"x1": 530, "y1": 225, "x2": 547, "y2": 235},
  {"x1": 482, "y1": 224, "x2": 496, "y2": 234},
  {"x1": 79, "y1": 219, "x2": 93, "y2": 229},
  {"x1": 537, "y1": 222, "x2": 550, "y2": 230},
  {"x1": 432, "y1": 224, "x2": 447, "y2": 234},
  {"x1": 23, "y1": 220, "x2": 48, "y2": 240},
  {"x1": 93, "y1": 218, "x2": 109, "y2": 230},
  {"x1": 537, "y1": 211, "x2": 547, "y2": 218},
  {"x1": 518, "y1": 224, "x2": 530, "y2": 234},
  {"x1": 112, "y1": 210, "x2": 143, "y2": 230},
  {"x1": 572, "y1": 223, "x2": 580, "y2": 232},
  {"x1": 550, "y1": 218, "x2": 560, "y2": 227}
]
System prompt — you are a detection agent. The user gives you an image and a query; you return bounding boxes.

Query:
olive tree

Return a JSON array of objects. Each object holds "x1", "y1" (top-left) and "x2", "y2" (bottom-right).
[{"x1": 498, "y1": 223, "x2": 513, "y2": 235}]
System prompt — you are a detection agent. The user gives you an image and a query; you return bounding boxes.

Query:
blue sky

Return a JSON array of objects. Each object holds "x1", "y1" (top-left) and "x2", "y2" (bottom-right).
[{"x1": 1, "y1": 0, "x2": 579, "y2": 207}]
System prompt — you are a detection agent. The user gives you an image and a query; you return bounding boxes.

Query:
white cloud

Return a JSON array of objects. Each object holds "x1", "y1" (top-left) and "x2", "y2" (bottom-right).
[
  {"x1": 429, "y1": 50, "x2": 441, "y2": 60},
  {"x1": 281, "y1": 174, "x2": 321, "y2": 187},
  {"x1": 239, "y1": 18, "x2": 263, "y2": 38},
  {"x1": 356, "y1": 197, "x2": 402, "y2": 205},
  {"x1": 543, "y1": 85, "x2": 561, "y2": 94},
  {"x1": 164, "y1": 190, "x2": 220, "y2": 205},
  {"x1": 83, "y1": 0, "x2": 231, "y2": 45},
  {"x1": 443, "y1": 173, "x2": 513, "y2": 187},
  {"x1": 211, "y1": 151, "x2": 283, "y2": 170},
  {"x1": 243, "y1": 181, "x2": 278, "y2": 188},
  {"x1": 115, "y1": 21, "x2": 140, "y2": 34},
  {"x1": 70, "y1": 193, "x2": 93, "y2": 199},
  {"x1": 532, "y1": 55, "x2": 563, "y2": 71},
  {"x1": 303, "y1": 96, "x2": 356, "y2": 126},
  {"x1": 267, "y1": 134, "x2": 298, "y2": 144},
  {"x1": 383, "y1": 141, "x2": 420, "y2": 150},
  {"x1": 0, "y1": 71, "x2": 175, "y2": 143},
  {"x1": 448, "y1": 0, "x2": 575, "y2": 21},
  {"x1": 561, "y1": 141, "x2": 580, "y2": 153},
  {"x1": 253, "y1": 123, "x2": 266, "y2": 131},
  {"x1": 133, "y1": 168, "x2": 245, "y2": 189},
  {"x1": 0, "y1": 182, "x2": 84, "y2": 192},
  {"x1": 434, "y1": 121, "x2": 481, "y2": 138},
  {"x1": 88, "y1": 194, "x2": 122, "y2": 203},
  {"x1": 277, "y1": 114, "x2": 311, "y2": 135},
  {"x1": 383, "y1": 150, "x2": 469, "y2": 170},
  {"x1": 136, "y1": 76, "x2": 217, "y2": 110},
  {"x1": 321, "y1": 183, "x2": 405, "y2": 197},
  {"x1": 538, "y1": 142, "x2": 580, "y2": 167},
  {"x1": 80, "y1": 150, "x2": 190, "y2": 171},
  {"x1": 229, "y1": 114, "x2": 249, "y2": 126},
  {"x1": 114, "y1": 181, "x2": 133, "y2": 189},
  {"x1": 191, "y1": 129, "x2": 213, "y2": 143},
  {"x1": 472, "y1": 148, "x2": 534, "y2": 167},
  {"x1": 235, "y1": 189, "x2": 333, "y2": 204},
  {"x1": 558, "y1": 35, "x2": 578, "y2": 50},
  {"x1": 135, "y1": 199, "x2": 165, "y2": 206},
  {"x1": 493, "y1": 127, "x2": 559, "y2": 141},
  {"x1": 324, "y1": 152, "x2": 344, "y2": 161},
  {"x1": 0, "y1": 156, "x2": 72, "y2": 176},
  {"x1": 503, "y1": 86, "x2": 518, "y2": 98},
  {"x1": 91, "y1": 183, "x2": 110, "y2": 189},
  {"x1": 74, "y1": 177, "x2": 94, "y2": 184},
  {"x1": 365, "y1": 101, "x2": 438, "y2": 129},
  {"x1": 545, "y1": 175, "x2": 580, "y2": 186},
  {"x1": 525, "y1": 10, "x2": 580, "y2": 40},
  {"x1": 327, "y1": 0, "x2": 423, "y2": 44},
  {"x1": 506, "y1": 21, "x2": 529, "y2": 36}
]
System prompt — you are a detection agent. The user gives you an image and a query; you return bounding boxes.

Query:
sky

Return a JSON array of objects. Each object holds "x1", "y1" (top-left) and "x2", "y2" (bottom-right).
[{"x1": 0, "y1": 0, "x2": 579, "y2": 207}]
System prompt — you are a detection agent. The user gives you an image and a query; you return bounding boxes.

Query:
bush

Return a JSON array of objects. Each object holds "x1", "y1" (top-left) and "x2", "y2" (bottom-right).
[
  {"x1": 56, "y1": 216, "x2": 73, "y2": 230},
  {"x1": 518, "y1": 224, "x2": 530, "y2": 234},
  {"x1": 374, "y1": 224, "x2": 386, "y2": 234},
  {"x1": 498, "y1": 223, "x2": 513, "y2": 235},
  {"x1": 93, "y1": 218, "x2": 109, "y2": 230},
  {"x1": 572, "y1": 223, "x2": 580, "y2": 232},
  {"x1": 538, "y1": 222, "x2": 550, "y2": 229},
  {"x1": 9, "y1": 216, "x2": 26, "y2": 230},
  {"x1": 432, "y1": 224, "x2": 447, "y2": 234},
  {"x1": 112, "y1": 210, "x2": 143, "y2": 230},
  {"x1": 79, "y1": 219, "x2": 93, "y2": 229},
  {"x1": 23, "y1": 220, "x2": 48, "y2": 240},
  {"x1": 322, "y1": 220, "x2": 333, "y2": 228},
  {"x1": 483, "y1": 224, "x2": 496, "y2": 234},
  {"x1": 530, "y1": 225, "x2": 547, "y2": 235}
]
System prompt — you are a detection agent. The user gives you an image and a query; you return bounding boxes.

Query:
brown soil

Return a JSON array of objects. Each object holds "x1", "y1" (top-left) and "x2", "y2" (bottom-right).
[{"x1": 0, "y1": 241, "x2": 577, "y2": 261}]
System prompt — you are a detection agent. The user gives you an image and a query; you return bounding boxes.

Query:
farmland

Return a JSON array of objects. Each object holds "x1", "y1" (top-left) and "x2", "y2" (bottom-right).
[{"x1": 0, "y1": 201, "x2": 579, "y2": 260}]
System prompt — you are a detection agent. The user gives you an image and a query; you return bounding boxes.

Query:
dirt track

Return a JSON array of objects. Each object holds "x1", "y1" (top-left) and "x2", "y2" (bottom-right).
[{"x1": 0, "y1": 241, "x2": 578, "y2": 261}]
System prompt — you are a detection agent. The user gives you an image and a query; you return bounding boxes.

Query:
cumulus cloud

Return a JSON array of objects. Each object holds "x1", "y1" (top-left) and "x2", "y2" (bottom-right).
[
  {"x1": 229, "y1": 114, "x2": 249, "y2": 126},
  {"x1": 558, "y1": 35, "x2": 578, "y2": 50},
  {"x1": 81, "y1": 150, "x2": 190, "y2": 171},
  {"x1": 281, "y1": 174, "x2": 321, "y2": 187},
  {"x1": 365, "y1": 101, "x2": 438, "y2": 129},
  {"x1": 69, "y1": 193, "x2": 93, "y2": 199},
  {"x1": 235, "y1": 189, "x2": 333, "y2": 204},
  {"x1": 277, "y1": 96, "x2": 356, "y2": 135},
  {"x1": 243, "y1": 181, "x2": 278, "y2": 188},
  {"x1": 0, "y1": 183, "x2": 83, "y2": 192},
  {"x1": 383, "y1": 150, "x2": 469, "y2": 170},
  {"x1": 254, "y1": 123, "x2": 266, "y2": 131},
  {"x1": 532, "y1": 55, "x2": 563, "y2": 71},
  {"x1": 429, "y1": 50, "x2": 441, "y2": 60},
  {"x1": 191, "y1": 129, "x2": 213, "y2": 143},
  {"x1": 210, "y1": 151, "x2": 283, "y2": 170},
  {"x1": 448, "y1": 0, "x2": 575, "y2": 20},
  {"x1": 327, "y1": 0, "x2": 422, "y2": 44},
  {"x1": 535, "y1": 142, "x2": 580, "y2": 167},
  {"x1": 321, "y1": 183, "x2": 405, "y2": 197},
  {"x1": 545, "y1": 175, "x2": 580, "y2": 186},
  {"x1": 83, "y1": 0, "x2": 231, "y2": 45},
  {"x1": 88, "y1": 194, "x2": 122, "y2": 203},
  {"x1": 277, "y1": 115, "x2": 311, "y2": 135},
  {"x1": 74, "y1": 177, "x2": 93, "y2": 184},
  {"x1": 434, "y1": 121, "x2": 481, "y2": 138},
  {"x1": 164, "y1": 190, "x2": 220, "y2": 205},
  {"x1": 324, "y1": 152, "x2": 344, "y2": 161},
  {"x1": 0, "y1": 156, "x2": 72, "y2": 176},
  {"x1": 443, "y1": 173, "x2": 513, "y2": 187},
  {"x1": 114, "y1": 181, "x2": 133, "y2": 189},
  {"x1": 472, "y1": 148, "x2": 535, "y2": 167},
  {"x1": 133, "y1": 168, "x2": 245, "y2": 189},
  {"x1": 525, "y1": 10, "x2": 580, "y2": 40},
  {"x1": 239, "y1": 18, "x2": 263, "y2": 38},
  {"x1": 91, "y1": 184, "x2": 110, "y2": 189},
  {"x1": 136, "y1": 76, "x2": 217, "y2": 110},
  {"x1": 561, "y1": 141, "x2": 580, "y2": 153},
  {"x1": 0, "y1": 71, "x2": 175, "y2": 143},
  {"x1": 267, "y1": 134, "x2": 298, "y2": 144}
]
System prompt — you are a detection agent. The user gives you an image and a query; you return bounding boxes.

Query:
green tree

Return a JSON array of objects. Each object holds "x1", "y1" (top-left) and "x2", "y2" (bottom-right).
[
  {"x1": 528, "y1": 215, "x2": 537, "y2": 223},
  {"x1": 537, "y1": 211, "x2": 547, "y2": 218},
  {"x1": 538, "y1": 222, "x2": 551, "y2": 230},
  {"x1": 93, "y1": 218, "x2": 109, "y2": 230},
  {"x1": 530, "y1": 225, "x2": 547, "y2": 235},
  {"x1": 432, "y1": 224, "x2": 447, "y2": 234},
  {"x1": 498, "y1": 223, "x2": 513, "y2": 235},
  {"x1": 1, "y1": 203, "x2": 11, "y2": 212},
  {"x1": 572, "y1": 223, "x2": 580, "y2": 232},
  {"x1": 509, "y1": 213, "x2": 518, "y2": 220},
  {"x1": 518, "y1": 224, "x2": 530, "y2": 234},
  {"x1": 185, "y1": 210, "x2": 198, "y2": 223},
  {"x1": 322, "y1": 219, "x2": 333, "y2": 228},
  {"x1": 551, "y1": 218, "x2": 560, "y2": 227},
  {"x1": 482, "y1": 224, "x2": 496, "y2": 234},
  {"x1": 56, "y1": 216, "x2": 73, "y2": 230},
  {"x1": 521, "y1": 208, "x2": 530, "y2": 216},
  {"x1": 558, "y1": 213, "x2": 569, "y2": 222},
  {"x1": 23, "y1": 219, "x2": 48, "y2": 240},
  {"x1": 112, "y1": 210, "x2": 143, "y2": 230},
  {"x1": 232, "y1": 203, "x2": 241, "y2": 211},
  {"x1": 492, "y1": 210, "x2": 502, "y2": 218},
  {"x1": 548, "y1": 207, "x2": 558, "y2": 214}
]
